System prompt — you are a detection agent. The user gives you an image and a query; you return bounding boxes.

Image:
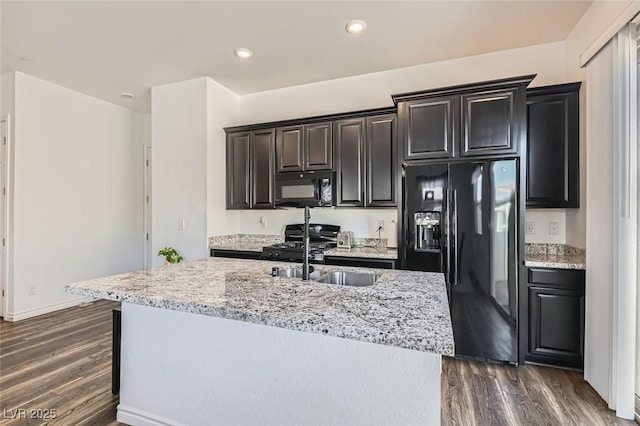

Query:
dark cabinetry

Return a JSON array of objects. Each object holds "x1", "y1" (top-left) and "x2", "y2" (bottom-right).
[
  {"x1": 526, "y1": 267, "x2": 585, "y2": 369},
  {"x1": 324, "y1": 256, "x2": 396, "y2": 269},
  {"x1": 226, "y1": 108, "x2": 397, "y2": 210},
  {"x1": 335, "y1": 119, "x2": 365, "y2": 206},
  {"x1": 334, "y1": 114, "x2": 398, "y2": 207},
  {"x1": 526, "y1": 83, "x2": 581, "y2": 208},
  {"x1": 276, "y1": 122, "x2": 332, "y2": 172},
  {"x1": 399, "y1": 96, "x2": 457, "y2": 160},
  {"x1": 226, "y1": 129, "x2": 275, "y2": 209},
  {"x1": 211, "y1": 249, "x2": 262, "y2": 260},
  {"x1": 366, "y1": 114, "x2": 397, "y2": 206},
  {"x1": 226, "y1": 132, "x2": 251, "y2": 209},
  {"x1": 461, "y1": 88, "x2": 519, "y2": 156},
  {"x1": 394, "y1": 76, "x2": 532, "y2": 161}
]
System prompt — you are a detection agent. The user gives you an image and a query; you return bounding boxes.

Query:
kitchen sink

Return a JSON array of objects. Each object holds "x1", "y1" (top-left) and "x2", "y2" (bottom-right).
[
  {"x1": 314, "y1": 271, "x2": 378, "y2": 287},
  {"x1": 273, "y1": 267, "x2": 324, "y2": 281}
]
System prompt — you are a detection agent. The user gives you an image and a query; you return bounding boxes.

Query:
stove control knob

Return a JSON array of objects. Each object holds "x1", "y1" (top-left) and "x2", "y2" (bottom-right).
[
  {"x1": 309, "y1": 253, "x2": 316, "y2": 260},
  {"x1": 274, "y1": 251, "x2": 281, "y2": 257}
]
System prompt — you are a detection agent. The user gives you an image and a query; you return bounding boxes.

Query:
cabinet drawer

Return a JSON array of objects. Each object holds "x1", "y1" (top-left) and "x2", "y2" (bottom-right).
[{"x1": 528, "y1": 268, "x2": 584, "y2": 289}]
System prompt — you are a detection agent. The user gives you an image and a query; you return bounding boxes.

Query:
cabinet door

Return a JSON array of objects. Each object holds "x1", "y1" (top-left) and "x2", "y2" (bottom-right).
[
  {"x1": 526, "y1": 86, "x2": 579, "y2": 208},
  {"x1": 304, "y1": 122, "x2": 333, "y2": 170},
  {"x1": 276, "y1": 126, "x2": 304, "y2": 173},
  {"x1": 461, "y1": 88, "x2": 520, "y2": 156},
  {"x1": 251, "y1": 129, "x2": 275, "y2": 209},
  {"x1": 335, "y1": 119, "x2": 365, "y2": 206},
  {"x1": 399, "y1": 96, "x2": 457, "y2": 160},
  {"x1": 526, "y1": 267, "x2": 585, "y2": 369},
  {"x1": 226, "y1": 132, "x2": 251, "y2": 209},
  {"x1": 366, "y1": 114, "x2": 397, "y2": 207}
]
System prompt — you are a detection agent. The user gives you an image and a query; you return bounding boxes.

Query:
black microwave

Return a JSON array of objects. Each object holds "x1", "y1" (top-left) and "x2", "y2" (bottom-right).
[{"x1": 275, "y1": 171, "x2": 335, "y2": 208}]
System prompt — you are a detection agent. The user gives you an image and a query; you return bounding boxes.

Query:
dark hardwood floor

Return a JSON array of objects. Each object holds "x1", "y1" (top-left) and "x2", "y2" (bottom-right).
[
  {"x1": 0, "y1": 300, "x2": 121, "y2": 426},
  {"x1": 0, "y1": 300, "x2": 633, "y2": 425}
]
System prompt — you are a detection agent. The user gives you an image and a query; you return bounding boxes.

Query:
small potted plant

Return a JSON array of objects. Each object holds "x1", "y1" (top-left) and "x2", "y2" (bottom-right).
[{"x1": 158, "y1": 246, "x2": 184, "y2": 265}]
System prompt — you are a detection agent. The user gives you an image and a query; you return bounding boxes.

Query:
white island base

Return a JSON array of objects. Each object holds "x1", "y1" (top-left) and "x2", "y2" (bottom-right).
[{"x1": 117, "y1": 302, "x2": 442, "y2": 426}]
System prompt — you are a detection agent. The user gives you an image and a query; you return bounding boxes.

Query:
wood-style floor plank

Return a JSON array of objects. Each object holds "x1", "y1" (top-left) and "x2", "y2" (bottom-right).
[
  {"x1": 441, "y1": 358, "x2": 635, "y2": 426},
  {"x1": 0, "y1": 300, "x2": 634, "y2": 425},
  {"x1": 0, "y1": 300, "x2": 123, "y2": 426}
]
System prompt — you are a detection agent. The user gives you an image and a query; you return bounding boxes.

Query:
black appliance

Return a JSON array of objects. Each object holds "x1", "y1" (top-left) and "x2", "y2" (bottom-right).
[
  {"x1": 261, "y1": 223, "x2": 340, "y2": 263},
  {"x1": 275, "y1": 171, "x2": 335, "y2": 208},
  {"x1": 401, "y1": 160, "x2": 519, "y2": 364}
]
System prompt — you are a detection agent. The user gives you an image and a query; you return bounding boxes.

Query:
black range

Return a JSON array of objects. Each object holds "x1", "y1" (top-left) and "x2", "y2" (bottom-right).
[{"x1": 261, "y1": 224, "x2": 340, "y2": 264}]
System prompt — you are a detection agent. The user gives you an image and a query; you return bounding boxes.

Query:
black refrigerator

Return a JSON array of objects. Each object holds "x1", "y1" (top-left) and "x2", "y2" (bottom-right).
[{"x1": 402, "y1": 160, "x2": 519, "y2": 364}]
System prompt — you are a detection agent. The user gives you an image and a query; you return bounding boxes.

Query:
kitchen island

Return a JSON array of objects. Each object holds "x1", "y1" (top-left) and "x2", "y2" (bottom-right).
[{"x1": 66, "y1": 258, "x2": 453, "y2": 426}]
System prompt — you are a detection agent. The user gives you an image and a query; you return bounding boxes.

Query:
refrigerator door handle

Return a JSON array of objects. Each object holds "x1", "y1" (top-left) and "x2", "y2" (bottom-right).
[{"x1": 453, "y1": 189, "x2": 458, "y2": 286}]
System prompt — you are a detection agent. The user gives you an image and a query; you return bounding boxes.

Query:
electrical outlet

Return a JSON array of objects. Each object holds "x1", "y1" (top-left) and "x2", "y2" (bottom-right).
[
  {"x1": 525, "y1": 222, "x2": 536, "y2": 235},
  {"x1": 259, "y1": 216, "x2": 267, "y2": 230},
  {"x1": 28, "y1": 286, "x2": 36, "y2": 296},
  {"x1": 549, "y1": 222, "x2": 560, "y2": 235},
  {"x1": 377, "y1": 220, "x2": 385, "y2": 231}
]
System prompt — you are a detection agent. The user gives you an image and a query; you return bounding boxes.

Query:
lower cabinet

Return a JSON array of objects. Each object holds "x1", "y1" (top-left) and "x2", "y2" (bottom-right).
[
  {"x1": 324, "y1": 256, "x2": 396, "y2": 269},
  {"x1": 210, "y1": 249, "x2": 262, "y2": 260},
  {"x1": 526, "y1": 268, "x2": 585, "y2": 369}
]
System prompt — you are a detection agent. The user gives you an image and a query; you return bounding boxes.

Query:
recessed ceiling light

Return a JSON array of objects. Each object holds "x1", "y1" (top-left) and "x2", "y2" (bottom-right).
[
  {"x1": 234, "y1": 48, "x2": 253, "y2": 59},
  {"x1": 120, "y1": 92, "x2": 135, "y2": 99},
  {"x1": 20, "y1": 56, "x2": 33, "y2": 62},
  {"x1": 345, "y1": 19, "x2": 367, "y2": 34}
]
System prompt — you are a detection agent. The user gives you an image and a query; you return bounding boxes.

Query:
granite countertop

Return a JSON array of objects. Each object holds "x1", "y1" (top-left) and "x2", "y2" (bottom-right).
[
  {"x1": 65, "y1": 258, "x2": 454, "y2": 356},
  {"x1": 523, "y1": 243, "x2": 586, "y2": 270},
  {"x1": 524, "y1": 253, "x2": 586, "y2": 270},
  {"x1": 324, "y1": 247, "x2": 398, "y2": 259},
  {"x1": 209, "y1": 234, "x2": 284, "y2": 252}
]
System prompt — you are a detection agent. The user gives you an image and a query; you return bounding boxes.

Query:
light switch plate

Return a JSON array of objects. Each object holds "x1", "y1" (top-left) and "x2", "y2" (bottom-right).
[{"x1": 549, "y1": 222, "x2": 559, "y2": 235}]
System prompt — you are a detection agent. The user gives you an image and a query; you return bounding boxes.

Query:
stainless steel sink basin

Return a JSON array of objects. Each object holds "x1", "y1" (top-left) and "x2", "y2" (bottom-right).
[
  {"x1": 315, "y1": 271, "x2": 378, "y2": 287},
  {"x1": 273, "y1": 267, "x2": 324, "y2": 281}
]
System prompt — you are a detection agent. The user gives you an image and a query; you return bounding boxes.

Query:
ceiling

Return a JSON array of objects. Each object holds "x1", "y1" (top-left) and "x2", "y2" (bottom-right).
[{"x1": 1, "y1": 1, "x2": 592, "y2": 113}]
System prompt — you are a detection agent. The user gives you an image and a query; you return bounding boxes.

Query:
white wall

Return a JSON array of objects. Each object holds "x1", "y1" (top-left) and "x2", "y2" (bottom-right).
[
  {"x1": 206, "y1": 78, "x2": 241, "y2": 237},
  {"x1": 234, "y1": 208, "x2": 398, "y2": 241},
  {"x1": 151, "y1": 78, "x2": 210, "y2": 266},
  {"x1": 8, "y1": 71, "x2": 144, "y2": 320},
  {"x1": 236, "y1": 41, "x2": 569, "y2": 242}
]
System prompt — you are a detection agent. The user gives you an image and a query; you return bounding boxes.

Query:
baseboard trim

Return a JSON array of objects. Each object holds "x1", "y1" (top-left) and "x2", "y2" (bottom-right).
[
  {"x1": 117, "y1": 404, "x2": 182, "y2": 426},
  {"x1": 4, "y1": 297, "x2": 93, "y2": 321}
]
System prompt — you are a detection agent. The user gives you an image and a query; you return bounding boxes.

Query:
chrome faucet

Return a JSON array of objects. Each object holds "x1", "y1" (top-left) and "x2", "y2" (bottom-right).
[{"x1": 302, "y1": 206, "x2": 311, "y2": 281}]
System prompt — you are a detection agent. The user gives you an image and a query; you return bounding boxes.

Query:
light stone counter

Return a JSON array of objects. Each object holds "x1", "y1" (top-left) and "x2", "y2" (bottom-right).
[
  {"x1": 524, "y1": 243, "x2": 586, "y2": 270},
  {"x1": 209, "y1": 234, "x2": 283, "y2": 252},
  {"x1": 66, "y1": 257, "x2": 453, "y2": 356},
  {"x1": 324, "y1": 246, "x2": 398, "y2": 259}
]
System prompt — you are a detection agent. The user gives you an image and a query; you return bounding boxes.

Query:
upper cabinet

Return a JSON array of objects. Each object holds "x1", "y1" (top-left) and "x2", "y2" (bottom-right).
[
  {"x1": 334, "y1": 118, "x2": 365, "y2": 206},
  {"x1": 393, "y1": 75, "x2": 532, "y2": 161},
  {"x1": 226, "y1": 132, "x2": 251, "y2": 209},
  {"x1": 399, "y1": 96, "x2": 458, "y2": 160},
  {"x1": 276, "y1": 122, "x2": 333, "y2": 173},
  {"x1": 226, "y1": 129, "x2": 275, "y2": 210},
  {"x1": 276, "y1": 126, "x2": 304, "y2": 172},
  {"x1": 334, "y1": 113, "x2": 398, "y2": 207},
  {"x1": 226, "y1": 108, "x2": 398, "y2": 210},
  {"x1": 366, "y1": 114, "x2": 397, "y2": 207},
  {"x1": 460, "y1": 88, "x2": 520, "y2": 157},
  {"x1": 526, "y1": 83, "x2": 581, "y2": 208}
]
